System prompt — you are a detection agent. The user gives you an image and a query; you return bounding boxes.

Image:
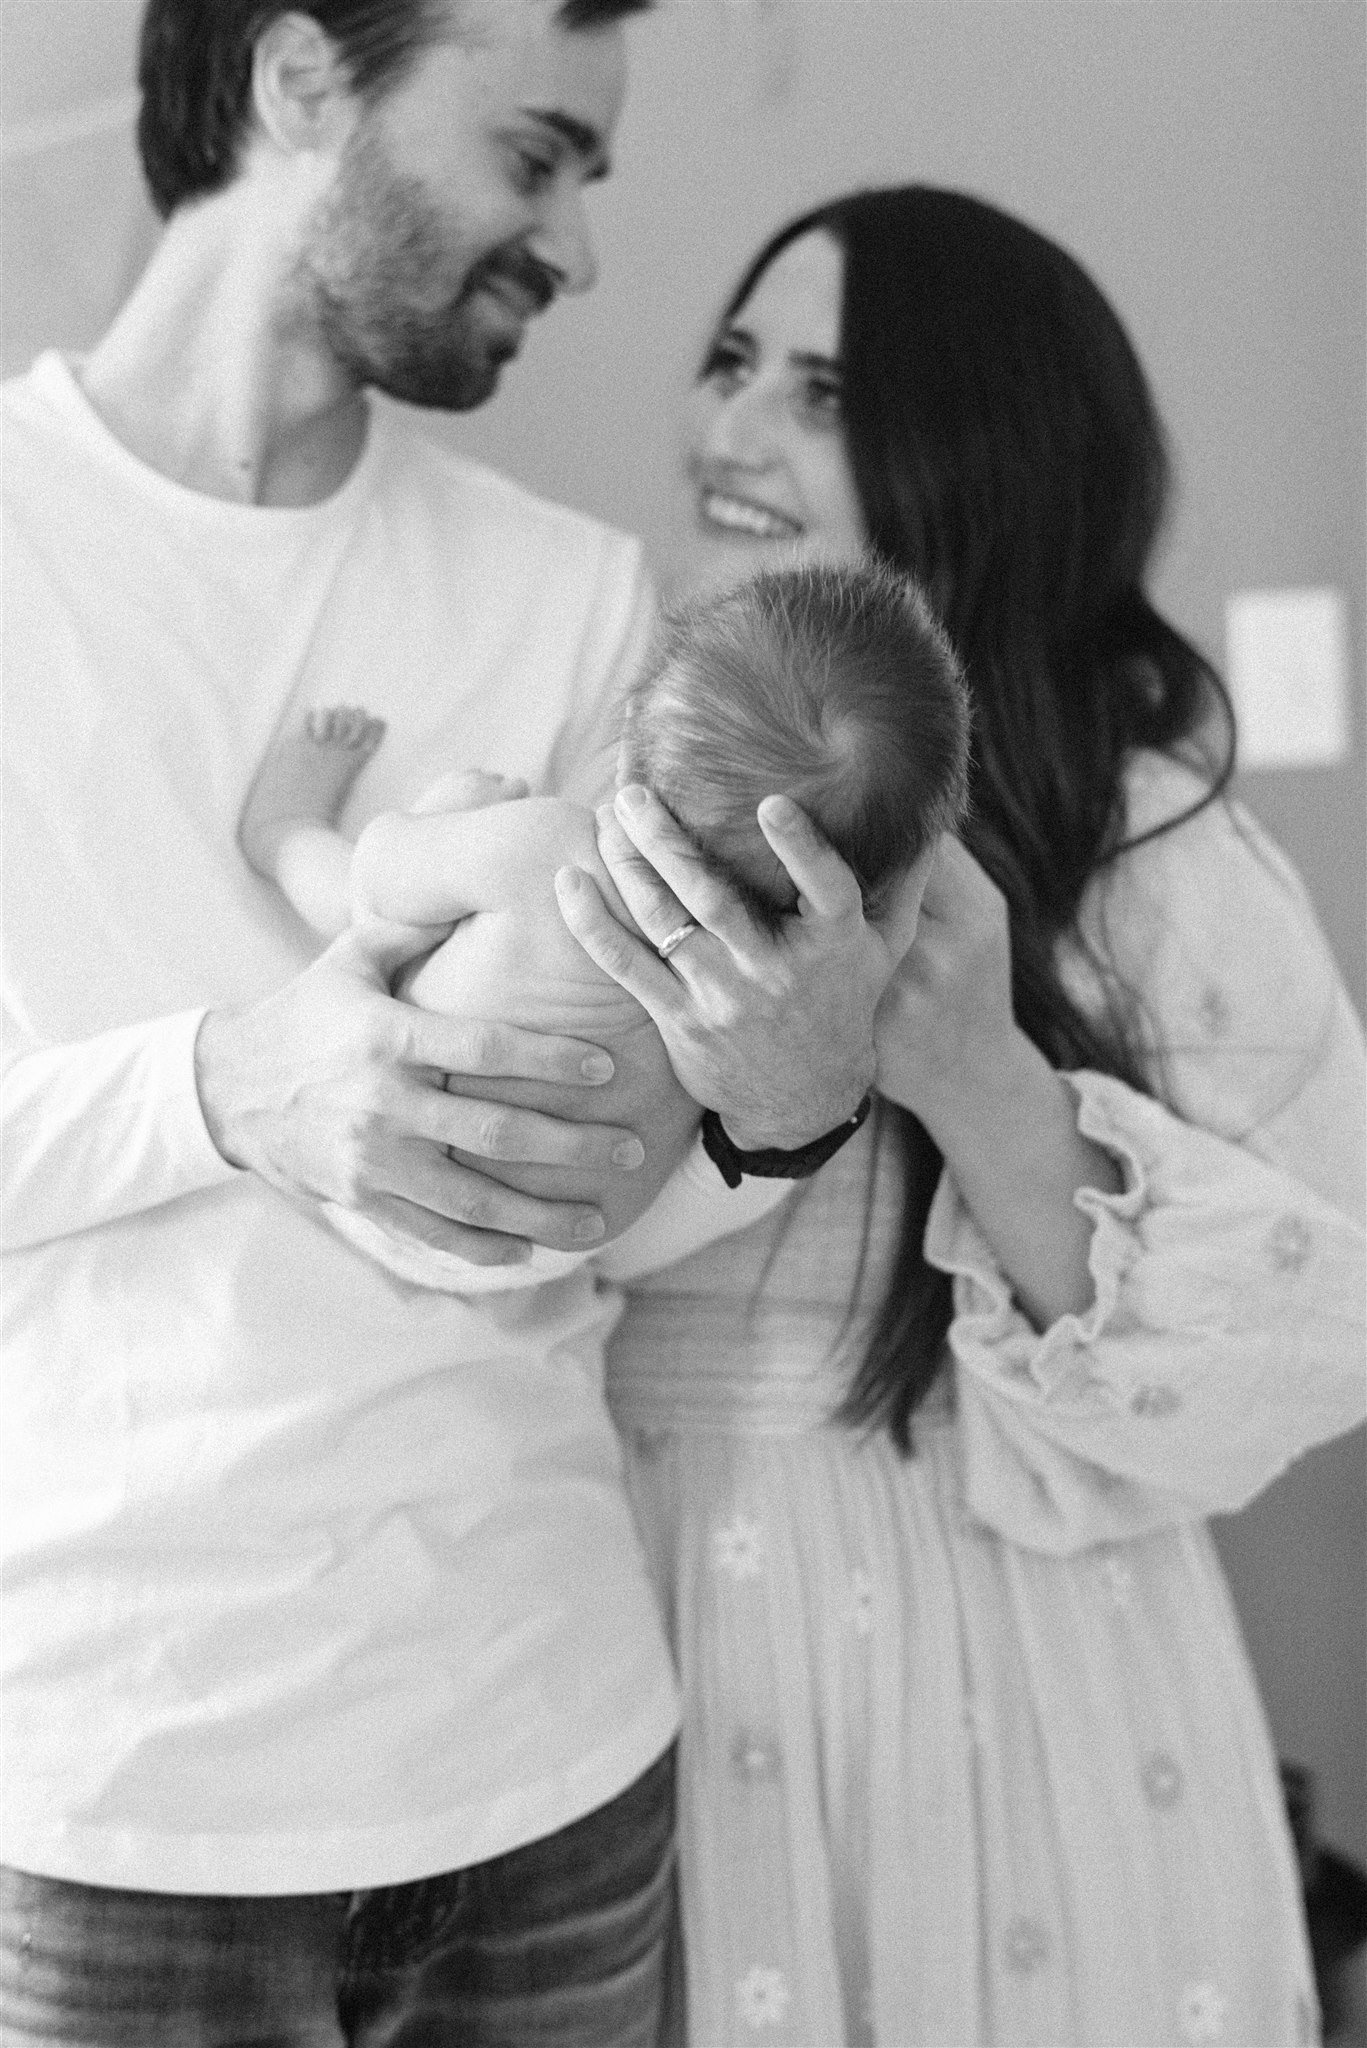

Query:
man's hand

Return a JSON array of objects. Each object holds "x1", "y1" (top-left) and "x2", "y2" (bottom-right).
[
  {"x1": 554, "y1": 785, "x2": 932, "y2": 1152},
  {"x1": 194, "y1": 921, "x2": 645, "y2": 1266}
]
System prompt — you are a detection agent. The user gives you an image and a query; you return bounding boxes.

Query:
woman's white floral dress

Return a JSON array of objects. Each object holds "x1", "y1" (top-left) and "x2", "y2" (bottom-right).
[{"x1": 606, "y1": 757, "x2": 1366, "y2": 2048}]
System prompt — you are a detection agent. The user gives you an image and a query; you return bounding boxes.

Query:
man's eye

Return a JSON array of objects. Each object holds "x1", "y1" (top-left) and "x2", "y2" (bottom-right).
[{"x1": 510, "y1": 146, "x2": 557, "y2": 194}]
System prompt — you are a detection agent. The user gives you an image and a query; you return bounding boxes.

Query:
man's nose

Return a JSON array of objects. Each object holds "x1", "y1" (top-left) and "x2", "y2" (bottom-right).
[{"x1": 529, "y1": 186, "x2": 598, "y2": 298}]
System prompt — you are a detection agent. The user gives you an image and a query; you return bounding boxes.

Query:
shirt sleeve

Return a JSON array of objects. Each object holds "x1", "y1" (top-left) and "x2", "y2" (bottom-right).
[
  {"x1": 928, "y1": 760, "x2": 1367, "y2": 1553},
  {"x1": 1, "y1": 1010, "x2": 240, "y2": 1252}
]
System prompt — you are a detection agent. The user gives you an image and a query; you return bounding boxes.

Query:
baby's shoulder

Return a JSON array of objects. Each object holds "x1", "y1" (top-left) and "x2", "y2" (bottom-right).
[{"x1": 476, "y1": 795, "x2": 599, "y2": 897}]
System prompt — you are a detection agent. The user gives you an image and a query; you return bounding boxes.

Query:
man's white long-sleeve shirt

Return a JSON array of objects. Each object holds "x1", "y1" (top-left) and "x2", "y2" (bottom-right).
[{"x1": 1, "y1": 353, "x2": 687, "y2": 1893}]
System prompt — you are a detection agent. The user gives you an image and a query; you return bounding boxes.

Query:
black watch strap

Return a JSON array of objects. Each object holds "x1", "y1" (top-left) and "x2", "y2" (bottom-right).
[{"x1": 700, "y1": 1094, "x2": 873, "y2": 1190}]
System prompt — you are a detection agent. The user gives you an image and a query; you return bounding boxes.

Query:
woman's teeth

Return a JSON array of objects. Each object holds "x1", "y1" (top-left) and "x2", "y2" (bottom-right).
[{"x1": 701, "y1": 490, "x2": 801, "y2": 538}]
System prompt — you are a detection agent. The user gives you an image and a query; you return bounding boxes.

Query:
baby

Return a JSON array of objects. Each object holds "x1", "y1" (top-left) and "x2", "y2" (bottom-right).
[{"x1": 239, "y1": 561, "x2": 971, "y2": 1279}]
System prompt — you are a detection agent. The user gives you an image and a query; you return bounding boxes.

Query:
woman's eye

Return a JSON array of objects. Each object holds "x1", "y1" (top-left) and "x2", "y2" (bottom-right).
[
  {"x1": 700, "y1": 335, "x2": 752, "y2": 393},
  {"x1": 799, "y1": 375, "x2": 844, "y2": 424}
]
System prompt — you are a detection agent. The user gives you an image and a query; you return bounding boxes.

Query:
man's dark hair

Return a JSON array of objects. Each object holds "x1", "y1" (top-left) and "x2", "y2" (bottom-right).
[
  {"x1": 622, "y1": 561, "x2": 970, "y2": 930},
  {"x1": 136, "y1": 0, "x2": 649, "y2": 219}
]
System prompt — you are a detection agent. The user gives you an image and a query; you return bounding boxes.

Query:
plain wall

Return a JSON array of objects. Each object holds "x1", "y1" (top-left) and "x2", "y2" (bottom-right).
[{"x1": 3, "y1": 0, "x2": 1364, "y2": 1861}]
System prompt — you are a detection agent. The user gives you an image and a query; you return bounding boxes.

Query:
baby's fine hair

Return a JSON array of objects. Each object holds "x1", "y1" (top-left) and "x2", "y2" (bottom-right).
[{"x1": 622, "y1": 561, "x2": 971, "y2": 924}]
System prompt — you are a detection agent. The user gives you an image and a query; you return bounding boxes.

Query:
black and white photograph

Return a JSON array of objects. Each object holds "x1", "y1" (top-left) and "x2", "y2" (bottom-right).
[{"x1": 1, "y1": 1, "x2": 1364, "y2": 2041}]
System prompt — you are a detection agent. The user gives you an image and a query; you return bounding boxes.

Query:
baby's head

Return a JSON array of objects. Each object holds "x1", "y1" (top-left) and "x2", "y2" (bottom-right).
[{"x1": 620, "y1": 562, "x2": 971, "y2": 927}]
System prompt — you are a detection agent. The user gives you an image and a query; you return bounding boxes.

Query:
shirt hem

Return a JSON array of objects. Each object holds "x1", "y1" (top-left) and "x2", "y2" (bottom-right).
[{"x1": 1, "y1": 1687, "x2": 681, "y2": 1897}]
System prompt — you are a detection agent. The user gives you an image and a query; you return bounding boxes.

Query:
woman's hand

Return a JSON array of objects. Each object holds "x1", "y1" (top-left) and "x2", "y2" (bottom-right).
[
  {"x1": 873, "y1": 834, "x2": 1019, "y2": 1130},
  {"x1": 554, "y1": 786, "x2": 929, "y2": 1151},
  {"x1": 875, "y1": 835, "x2": 1124, "y2": 1331}
]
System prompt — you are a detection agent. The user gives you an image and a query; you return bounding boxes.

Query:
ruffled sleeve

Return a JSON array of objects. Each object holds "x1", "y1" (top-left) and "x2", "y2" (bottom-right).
[{"x1": 928, "y1": 754, "x2": 1366, "y2": 1552}]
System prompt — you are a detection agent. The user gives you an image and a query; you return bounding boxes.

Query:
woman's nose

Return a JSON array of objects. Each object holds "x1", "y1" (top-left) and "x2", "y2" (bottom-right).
[{"x1": 695, "y1": 380, "x2": 779, "y2": 471}]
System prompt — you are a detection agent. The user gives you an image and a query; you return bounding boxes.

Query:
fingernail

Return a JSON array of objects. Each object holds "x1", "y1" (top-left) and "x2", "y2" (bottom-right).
[
  {"x1": 616, "y1": 784, "x2": 649, "y2": 814},
  {"x1": 612, "y1": 1137, "x2": 645, "y2": 1170},
  {"x1": 555, "y1": 864, "x2": 583, "y2": 894},
  {"x1": 582, "y1": 1052, "x2": 614, "y2": 1083},
  {"x1": 759, "y1": 793, "x2": 798, "y2": 827},
  {"x1": 595, "y1": 801, "x2": 616, "y2": 830},
  {"x1": 574, "y1": 1213, "x2": 607, "y2": 1243}
]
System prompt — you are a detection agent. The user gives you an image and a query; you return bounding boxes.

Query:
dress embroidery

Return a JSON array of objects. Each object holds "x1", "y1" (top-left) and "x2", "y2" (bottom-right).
[
  {"x1": 1179, "y1": 1981, "x2": 1228, "y2": 2043},
  {"x1": 1003, "y1": 1916, "x2": 1051, "y2": 1974},
  {"x1": 735, "y1": 1965, "x2": 792, "y2": 2029},
  {"x1": 1199, "y1": 985, "x2": 1232, "y2": 1038},
  {"x1": 1267, "y1": 1214, "x2": 1313, "y2": 1273},
  {"x1": 731, "y1": 1731, "x2": 782, "y2": 1782},
  {"x1": 1099, "y1": 1552, "x2": 1137, "y2": 1607},
  {"x1": 712, "y1": 1514, "x2": 765, "y2": 1580},
  {"x1": 1142, "y1": 1752, "x2": 1185, "y2": 1808},
  {"x1": 1131, "y1": 1382, "x2": 1182, "y2": 1419},
  {"x1": 849, "y1": 1568, "x2": 875, "y2": 1636}
]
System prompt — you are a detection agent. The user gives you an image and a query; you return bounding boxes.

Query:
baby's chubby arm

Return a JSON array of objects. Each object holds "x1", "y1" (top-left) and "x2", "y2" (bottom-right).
[
  {"x1": 350, "y1": 790, "x2": 624, "y2": 932},
  {"x1": 238, "y1": 706, "x2": 386, "y2": 938}
]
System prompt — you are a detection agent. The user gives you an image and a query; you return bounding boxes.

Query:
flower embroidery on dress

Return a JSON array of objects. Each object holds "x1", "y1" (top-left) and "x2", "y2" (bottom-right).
[
  {"x1": 1141, "y1": 1751, "x2": 1184, "y2": 1808},
  {"x1": 1098, "y1": 1552, "x2": 1136, "y2": 1607},
  {"x1": 736, "y1": 1965, "x2": 791, "y2": 2029},
  {"x1": 1131, "y1": 1382, "x2": 1182, "y2": 1420},
  {"x1": 849, "y1": 1568, "x2": 875, "y2": 1637},
  {"x1": 1267, "y1": 1214, "x2": 1313, "y2": 1274},
  {"x1": 1003, "y1": 1916, "x2": 1050, "y2": 1974},
  {"x1": 1198, "y1": 984, "x2": 1232, "y2": 1038},
  {"x1": 1050, "y1": 1357, "x2": 1108, "y2": 1404},
  {"x1": 730, "y1": 1730, "x2": 782, "y2": 1782},
  {"x1": 1179, "y1": 1980, "x2": 1228, "y2": 2043},
  {"x1": 711, "y1": 1514, "x2": 765, "y2": 1581}
]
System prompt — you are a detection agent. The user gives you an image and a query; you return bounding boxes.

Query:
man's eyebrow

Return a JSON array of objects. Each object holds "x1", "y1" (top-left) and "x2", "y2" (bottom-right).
[
  {"x1": 521, "y1": 108, "x2": 612, "y2": 180},
  {"x1": 789, "y1": 351, "x2": 843, "y2": 374}
]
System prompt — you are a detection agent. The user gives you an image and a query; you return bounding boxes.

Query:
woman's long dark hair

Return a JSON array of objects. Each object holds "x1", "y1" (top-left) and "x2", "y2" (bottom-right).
[{"x1": 715, "y1": 188, "x2": 1235, "y2": 1449}]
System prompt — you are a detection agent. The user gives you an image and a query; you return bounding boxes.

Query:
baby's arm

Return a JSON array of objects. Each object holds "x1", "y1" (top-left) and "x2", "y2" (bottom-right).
[
  {"x1": 238, "y1": 705, "x2": 385, "y2": 938},
  {"x1": 350, "y1": 792, "x2": 586, "y2": 929}
]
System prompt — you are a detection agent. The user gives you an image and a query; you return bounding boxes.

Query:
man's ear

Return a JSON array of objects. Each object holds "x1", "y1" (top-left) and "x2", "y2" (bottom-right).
[{"x1": 251, "y1": 11, "x2": 357, "y2": 159}]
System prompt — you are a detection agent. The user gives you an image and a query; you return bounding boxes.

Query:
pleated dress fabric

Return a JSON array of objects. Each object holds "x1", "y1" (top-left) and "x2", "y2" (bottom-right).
[{"x1": 606, "y1": 1117, "x2": 1322, "y2": 2048}]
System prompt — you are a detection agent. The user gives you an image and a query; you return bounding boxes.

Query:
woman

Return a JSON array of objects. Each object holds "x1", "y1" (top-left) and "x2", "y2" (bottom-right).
[{"x1": 585, "y1": 189, "x2": 1366, "y2": 2047}]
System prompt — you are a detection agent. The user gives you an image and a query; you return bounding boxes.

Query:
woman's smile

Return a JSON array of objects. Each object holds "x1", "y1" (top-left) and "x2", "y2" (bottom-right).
[
  {"x1": 695, "y1": 479, "x2": 804, "y2": 540},
  {"x1": 672, "y1": 230, "x2": 868, "y2": 592}
]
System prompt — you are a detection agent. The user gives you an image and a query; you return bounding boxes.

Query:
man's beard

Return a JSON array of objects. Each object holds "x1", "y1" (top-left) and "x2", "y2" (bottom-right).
[{"x1": 300, "y1": 131, "x2": 556, "y2": 412}]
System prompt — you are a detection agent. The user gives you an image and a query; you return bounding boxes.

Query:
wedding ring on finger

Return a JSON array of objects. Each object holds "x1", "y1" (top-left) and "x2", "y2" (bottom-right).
[{"x1": 657, "y1": 920, "x2": 699, "y2": 961}]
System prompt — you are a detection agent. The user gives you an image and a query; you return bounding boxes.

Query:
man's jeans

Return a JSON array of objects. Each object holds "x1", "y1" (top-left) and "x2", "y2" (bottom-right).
[{"x1": 0, "y1": 1744, "x2": 676, "y2": 2047}]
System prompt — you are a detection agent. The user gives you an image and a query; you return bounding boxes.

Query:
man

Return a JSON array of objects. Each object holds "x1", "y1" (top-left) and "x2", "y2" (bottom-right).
[{"x1": 0, "y1": 1, "x2": 906, "y2": 2036}]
